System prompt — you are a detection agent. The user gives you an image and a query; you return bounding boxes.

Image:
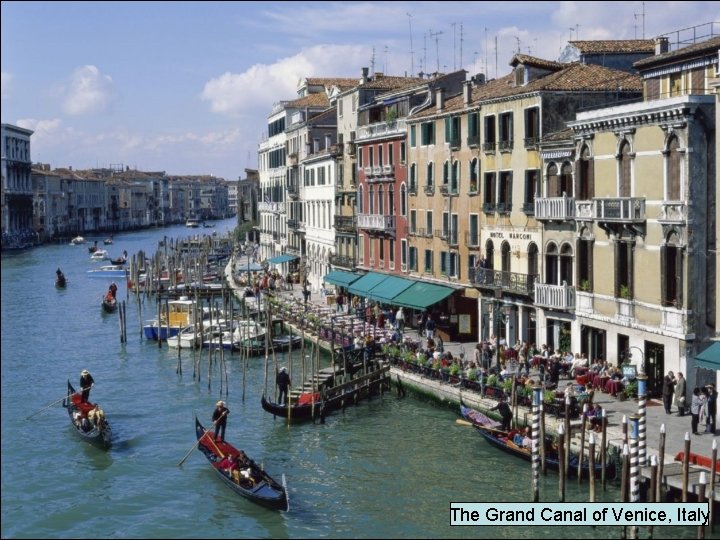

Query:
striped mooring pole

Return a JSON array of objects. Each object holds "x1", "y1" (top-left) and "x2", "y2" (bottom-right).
[
  {"x1": 532, "y1": 385, "x2": 543, "y2": 502},
  {"x1": 636, "y1": 373, "x2": 648, "y2": 466},
  {"x1": 629, "y1": 414, "x2": 641, "y2": 539}
]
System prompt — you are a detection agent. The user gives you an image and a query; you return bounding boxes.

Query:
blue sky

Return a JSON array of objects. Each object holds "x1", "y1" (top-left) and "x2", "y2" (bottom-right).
[{"x1": 1, "y1": 1, "x2": 717, "y2": 179}]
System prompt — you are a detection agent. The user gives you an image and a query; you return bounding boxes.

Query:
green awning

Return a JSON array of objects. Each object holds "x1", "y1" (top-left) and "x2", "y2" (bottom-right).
[
  {"x1": 392, "y1": 281, "x2": 455, "y2": 310},
  {"x1": 366, "y1": 275, "x2": 415, "y2": 303},
  {"x1": 323, "y1": 270, "x2": 362, "y2": 288},
  {"x1": 348, "y1": 272, "x2": 390, "y2": 297},
  {"x1": 695, "y1": 342, "x2": 720, "y2": 370},
  {"x1": 268, "y1": 254, "x2": 298, "y2": 264}
]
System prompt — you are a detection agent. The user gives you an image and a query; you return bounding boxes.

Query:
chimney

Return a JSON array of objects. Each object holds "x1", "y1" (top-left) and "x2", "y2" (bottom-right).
[
  {"x1": 361, "y1": 67, "x2": 369, "y2": 84},
  {"x1": 463, "y1": 81, "x2": 472, "y2": 106},
  {"x1": 374, "y1": 72, "x2": 384, "y2": 79},
  {"x1": 655, "y1": 37, "x2": 669, "y2": 55},
  {"x1": 474, "y1": 73, "x2": 486, "y2": 86},
  {"x1": 436, "y1": 88, "x2": 445, "y2": 112}
]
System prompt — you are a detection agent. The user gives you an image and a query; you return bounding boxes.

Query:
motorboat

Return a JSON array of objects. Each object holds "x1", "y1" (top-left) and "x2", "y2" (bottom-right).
[
  {"x1": 90, "y1": 249, "x2": 110, "y2": 261},
  {"x1": 143, "y1": 296, "x2": 201, "y2": 340},
  {"x1": 86, "y1": 265, "x2": 129, "y2": 278},
  {"x1": 70, "y1": 236, "x2": 85, "y2": 245}
]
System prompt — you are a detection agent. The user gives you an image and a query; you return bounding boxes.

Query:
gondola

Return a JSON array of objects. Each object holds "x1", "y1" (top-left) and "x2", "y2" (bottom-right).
[
  {"x1": 194, "y1": 417, "x2": 288, "y2": 511},
  {"x1": 460, "y1": 404, "x2": 614, "y2": 479},
  {"x1": 64, "y1": 381, "x2": 111, "y2": 449},
  {"x1": 102, "y1": 296, "x2": 118, "y2": 313},
  {"x1": 55, "y1": 275, "x2": 67, "y2": 288},
  {"x1": 109, "y1": 256, "x2": 126, "y2": 265}
]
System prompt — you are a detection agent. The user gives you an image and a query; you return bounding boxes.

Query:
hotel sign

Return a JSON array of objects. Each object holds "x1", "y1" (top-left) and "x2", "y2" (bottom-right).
[{"x1": 480, "y1": 229, "x2": 541, "y2": 253}]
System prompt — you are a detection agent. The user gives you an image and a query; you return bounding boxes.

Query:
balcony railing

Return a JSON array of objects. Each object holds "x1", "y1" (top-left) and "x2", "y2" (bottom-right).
[
  {"x1": 356, "y1": 119, "x2": 407, "y2": 141},
  {"x1": 524, "y1": 137, "x2": 539, "y2": 149},
  {"x1": 334, "y1": 214, "x2": 356, "y2": 232},
  {"x1": 408, "y1": 183, "x2": 417, "y2": 195},
  {"x1": 424, "y1": 185, "x2": 435, "y2": 195},
  {"x1": 496, "y1": 202, "x2": 512, "y2": 214},
  {"x1": 434, "y1": 229, "x2": 448, "y2": 240},
  {"x1": 329, "y1": 253, "x2": 358, "y2": 269},
  {"x1": 657, "y1": 202, "x2": 687, "y2": 224},
  {"x1": 483, "y1": 142, "x2": 496, "y2": 153},
  {"x1": 258, "y1": 201, "x2": 286, "y2": 214},
  {"x1": 469, "y1": 268, "x2": 538, "y2": 298},
  {"x1": 286, "y1": 180, "x2": 300, "y2": 198},
  {"x1": 449, "y1": 135, "x2": 461, "y2": 150},
  {"x1": 576, "y1": 198, "x2": 646, "y2": 222},
  {"x1": 483, "y1": 202, "x2": 496, "y2": 214},
  {"x1": 534, "y1": 282, "x2": 576, "y2": 311},
  {"x1": 498, "y1": 140, "x2": 513, "y2": 152},
  {"x1": 467, "y1": 134, "x2": 480, "y2": 147},
  {"x1": 357, "y1": 213, "x2": 396, "y2": 231},
  {"x1": 535, "y1": 196, "x2": 576, "y2": 221}
]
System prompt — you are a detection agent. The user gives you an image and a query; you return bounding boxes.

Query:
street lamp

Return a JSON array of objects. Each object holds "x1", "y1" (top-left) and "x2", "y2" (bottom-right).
[
  {"x1": 488, "y1": 299, "x2": 513, "y2": 369},
  {"x1": 627, "y1": 346, "x2": 645, "y2": 375}
]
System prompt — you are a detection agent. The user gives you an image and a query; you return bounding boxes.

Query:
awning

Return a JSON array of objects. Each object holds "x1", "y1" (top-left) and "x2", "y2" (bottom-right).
[
  {"x1": 268, "y1": 254, "x2": 298, "y2": 265},
  {"x1": 366, "y1": 275, "x2": 415, "y2": 303},
  {"x1": 695, "y1": 342, "x2": 720, "y2": 370},
  {"x1": 323, "y1": 270, "x2": 363, "y2": 288},
  {"x1": 391, "y1": 281, "x2": 455, "y2": 310},
  {"x1": 348, "y1": 272, "x2": 390, "y2": 297}
]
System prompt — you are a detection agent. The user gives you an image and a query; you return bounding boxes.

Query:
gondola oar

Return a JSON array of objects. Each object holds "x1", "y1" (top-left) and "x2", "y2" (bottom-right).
[
  {"x1": 177, "y1": 412, "x2": 226, "y2": 467},
  {"x1": 25, "y1": 387, "x2": 92, "y2": 420}
]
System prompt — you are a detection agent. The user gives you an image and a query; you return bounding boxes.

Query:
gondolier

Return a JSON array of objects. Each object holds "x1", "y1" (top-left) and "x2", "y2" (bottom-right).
[
  {"x1": 79, "y1": 369, "x2": 94, "y2": 403},
  {"x1": 276, "y1": 367, "x2": 290, "y2": 405},
  {"x1": 212, "y1": 401, "x2": 229, "y2": 442},
  {"x1": 489, "y1": 397, "x2": 513, "y2": 431}
]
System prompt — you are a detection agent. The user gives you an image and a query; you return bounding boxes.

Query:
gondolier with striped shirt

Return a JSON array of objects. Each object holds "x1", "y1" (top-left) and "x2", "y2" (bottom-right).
[
  {"x1": 212, "y1": 401, "x2": 230, "y2": 442},
  {"x1": 79, "y1": 369, "x2": 94, "y2": 403}
]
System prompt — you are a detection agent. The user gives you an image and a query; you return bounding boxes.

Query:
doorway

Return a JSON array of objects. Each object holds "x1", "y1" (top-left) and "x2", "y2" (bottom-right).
[{"x1": 644, "y1": 341, "x2": 665, "y2": 397}]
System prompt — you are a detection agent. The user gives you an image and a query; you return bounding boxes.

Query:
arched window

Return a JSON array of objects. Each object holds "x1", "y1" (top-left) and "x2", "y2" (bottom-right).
[
  {"x1": 469, "y1": 158, "x2": 479, "y2": 192},
  {"x1": 619, "y1": 140, "x2": 631, "y2": 197},
  {"x1": 661, "y1": 230, "x2": 683, "y2": 307},
  {"x1": 527, "y1": 243, "x2": 538, "y2": 278},
  {"x1": 545, "y1": 242, "x2": 558, "y2": 285},
  {"x1": 399, "y1": 184, "x2": 406, "y2": 217},
  {"x1": 427, "y1": 162, "x2": 434, "y2": 189},
  {"x1": 485, "y1": 240, "x2": 495, "y2": 270},
  {"x1": 560, "y1": 162, "x2": 573, "y2": 197},
  {"x1": 358, "y1": 185, "x2": 364, "y2": 213},
  {"x1": 577, "y1": 144, "x2": 594, "y2": 200},
  {"x1": 369, "y1": 186, "x2": 375, "y2": 214},
  {"x1": 501, "y1": 241, "x2": 511, "y2": 273},
  {"x1": 667, "y1": 136, "x2": 681, "y2": 200},
  {"x1": 560, "y1": 243, "x2": 573, "y2": 286},
  {"x1": 409, "y1": 163, "x2": 417, "y2": 191},
  {"x1": 547, "y1": 163, "x2": 559, "y2": 197},
  {"x1": 389, "y1": 185, "x2": 395, "y2": 215},
  {"x1": 378, "y1": 186, "x2": 384, "y2": 215}
]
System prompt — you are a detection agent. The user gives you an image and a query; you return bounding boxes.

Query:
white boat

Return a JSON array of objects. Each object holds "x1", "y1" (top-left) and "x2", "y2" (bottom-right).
[
  {"x1": 86, "y1": 265, "x2": 129, "y2": 278},
  {"x1": 90, "y1": 249, "x2": 110, "y2": 261},
  {"x1": 186, "y1": 218, "x2": 201, "y2": 228},
  {"x1": 167, "y1": 325, "x2": 202, "y2": 349},
  {"x1": 203, "y1": 319, "x2": 266, "y2": 350},
  {"x1": 70, "y1": 236, "x2": 85, "y2": 245}
]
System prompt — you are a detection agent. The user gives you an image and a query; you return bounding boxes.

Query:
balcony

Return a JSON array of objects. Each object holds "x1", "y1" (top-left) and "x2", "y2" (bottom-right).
[
  {"x1": 449, "y1": 135, "x2": 461, "y2": 150},
  {"x1": 357, "y1": 213, "x2": 395, "y2": 231},
  {"x1": 434, "y1": 229, "x2": 448, "y2": 240},
  {"x1": 329, "y1": 253, "x2": 358, "y2": 269},
  {"x1": 440, "y1": 185, "x2": 448, "y2": 195},
  {"x1": 258, "y1": 201, "x2": 286, "y2": 214},
  {"x1": 483, "y1": 142, "x2": 496, "y2": 153},
  {"x1": 334, "y1": 214, "x2": 356, "y2": 232},
  {"x1": 483, "y1": 202, "x2": 496, "y2": 214},
  {"x1": 424, "y1": 185, "x2": 435, "y2": 195},
  {"x1": 363, "y1": 167, "x2": 373, "y2": 176},
  {"x1": 498, "y1": 140, "x2": 514, "y2": 153},
  {"x1": 535, "y1": 196, "x2": 575, "y2": 221},
  {"x1": 661, "y1": 307, "x2": 688, "y2": 334},
  {"x1": 469, "y1": 268, "x2": 538, "y2": 298},
  {"x1": 467, "y1": 134, "x2": 480, "y2": 148},
  {"x1": 286, "y1": 218, "x2": 300, "y2": 230},
  {"x1": 356, "y1": 119, "x2": 407, "y2": 141},
  {"x1": 496, "y1": 202, "x2": 512, "y2": 215},
  {"x1": 382, "y1": 164, "x2": 394, "y2": 174},
  {"x1": 408, "y1": 183, "x2": 417, "y2": 195},
  {"x1": 576, "y1": 198, "x2": 646, "y2": 223},
  {"x1": 286, "y1": 180, "x2": 300, "y2": 198},
  {"x1": 524, "y1": 137, "x2": 539, "y2": 149},
  {"x1": 657, "y1": 202, "x2": 687, "y2": 224},
  {"x1": 288, "y1": 153, "x2": 298, "y2": 166},
  {"x1": 534, "y1": 282, "x2": 576, "y2": 311}
]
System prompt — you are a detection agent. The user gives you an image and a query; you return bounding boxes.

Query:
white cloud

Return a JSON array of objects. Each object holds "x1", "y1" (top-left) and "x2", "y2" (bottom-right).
[
  {"x1": 1, "y1": 72, "x2": 12, "y2": 100},
  {"x1": 62, "y1": 65, "x2": 113, "y2": 116},
  {"x1": 16, "y1": 118, "x2": 64, "y2": 141},
  {"x1": 201, "y1": 44, "x2": 369, "y2": 117}
]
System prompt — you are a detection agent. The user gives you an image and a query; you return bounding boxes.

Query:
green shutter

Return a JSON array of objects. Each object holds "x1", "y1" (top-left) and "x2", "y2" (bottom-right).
[
  {"x1": 410, "y1": 125, "x2": 416, "y2": 147},
  {"x1": 445, "y1": 117, "x2": 451, "y2": 143}
]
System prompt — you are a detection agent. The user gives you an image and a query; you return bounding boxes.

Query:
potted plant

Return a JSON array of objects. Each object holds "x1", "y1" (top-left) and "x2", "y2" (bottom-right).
[
  {"x1": 543, "y1": 389, "x2": 556, "y2": 404},
  {"x1": 487, "y1": 374, "x2": 498, "y2": 388},
  {"x1": 619, "y1": 285, "x2": 632, "y2": 300},
  {"x1": 623, "y1": 380, "x2": 638, "y2": 400},
  {"x1": 578, "y1": 279, "x2": 590, "y2": 292}
]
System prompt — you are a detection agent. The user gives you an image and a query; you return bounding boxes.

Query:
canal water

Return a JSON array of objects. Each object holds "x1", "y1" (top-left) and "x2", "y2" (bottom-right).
[{"x1": 0, "y1": 220, "x2": 702, "y2": 539}]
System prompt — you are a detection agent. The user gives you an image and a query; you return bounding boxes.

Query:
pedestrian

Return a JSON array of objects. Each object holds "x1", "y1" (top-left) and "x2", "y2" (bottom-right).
[
  {"x1": 674, "y1": 372, "x2": 687, "y2": 416},
  {"x1": 706, "y1": 384, "x2": 717, "y2": 434},
  {"x1": 662, "y1": 371, "x2": 675, "y2": 414},
  {"x1": 79, "y1": 369, "x2": 94, "y2": 403},
  {"x1": 212, "y1": 400, "x2": 230, "y2": 442},
  {"x1": 425, "y1": 315, "x2": 436, "y2": 340},
  {"x1": 395, "y1": 307, "x2": 405, "y2": 333},
  {"x1": 690, "y1": 387, "x2": 703, "y2": 435},
  {"x1": 276, "y1": 367, "x2": 291, "y2": 405},
  {"x1": 490, "y1": 397, "x2": 513, "y2": 431},
  {"x1": 336, "y1": 291, "x2": 344, "y2": 313}
]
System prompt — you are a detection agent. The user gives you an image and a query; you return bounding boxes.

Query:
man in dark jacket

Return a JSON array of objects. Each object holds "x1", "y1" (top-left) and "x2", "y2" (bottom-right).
[
  {"x1": 706, "y1": 383, "x2": 717, "y2": 434},
  {"x1": 490, "y1": 397, "x2": 513, "y2": 431},
  {"x1": 662, "y1": 371, "x2": 675, "y2": 414},
  {"x1": 212, "y1": 401, "x2": 230, "y2": 442},
  {"x1": 276, "y1": 367, "x2": 291, "y2": 405},
  {"x1": 79, "y1": 369, "x2": 95, "y2": 403}
]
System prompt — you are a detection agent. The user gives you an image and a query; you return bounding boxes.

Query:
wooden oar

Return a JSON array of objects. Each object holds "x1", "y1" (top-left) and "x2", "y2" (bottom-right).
[
  {"x1": 455, "y1": 419, "x2": 505, "y2": 434},
  {"x1": 26, "y1": 393, "x2": 78, "y2": 420},
  {"x1": 177, "y1": 429, "x2": 212, "y2": 467}
]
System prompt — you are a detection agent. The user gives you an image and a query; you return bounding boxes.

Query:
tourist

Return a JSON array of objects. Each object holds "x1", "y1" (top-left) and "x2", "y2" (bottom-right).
[
  {"x1": 395, "y1": 307, "x2": 405, "y2": 333},
  {"x1": 675, "y1": 372, "x2": 687, "y2": 416},
  {"x1": 79, "y1": 369, "x2": 94, "y2": 403},
  {"x1": 662, "y1": 371, "x2": 675, "y2": 414},
  {"x1": 690, "y1": 387, "x2": 703, "y2": 435},
  {"x1": 425, "y1": 315, "x2": 436, "y2": 340},
  {"x1": 706, "y1": 384, "x2": 717, "y2": 434},
  {"x1": 212, "y1": 401, "x2": 230, "y2": 442}
]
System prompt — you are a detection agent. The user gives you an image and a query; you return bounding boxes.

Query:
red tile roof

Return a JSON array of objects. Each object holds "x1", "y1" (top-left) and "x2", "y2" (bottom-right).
[{"x1": 569, "y1": 40, "x2": 655, "y2": 54}]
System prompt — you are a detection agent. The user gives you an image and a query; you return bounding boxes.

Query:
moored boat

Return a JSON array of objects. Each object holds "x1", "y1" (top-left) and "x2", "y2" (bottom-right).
[
  {"x1": 143, "y1": 296, "x2": 200, "y2": 340},
  {"x1": 194, "y1": 417, "x2": 288, "y2": 511},
  {"x1": 102, "y1": 295, "x2": 118, "y2": 313},
  {"x1": 64, "y1": 381, "x2": 111, "y2": 449},
  {"x1": 87, "y1": 264, "x2": 129, "y2": 278}
]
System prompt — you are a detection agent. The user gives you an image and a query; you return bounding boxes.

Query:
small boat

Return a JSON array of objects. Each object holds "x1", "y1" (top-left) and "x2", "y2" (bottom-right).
[
  {"x1": 204, "y1": 222, "x2": 215, "y2": 228},
  {"x1": 194, "y1": 417, "x2": 288, "y2": 511},
  {"x1": 143, "y1": 296, "x2": 201, "y2": 340},
  {"x1": 70, "y1": 236, "x2": 85, "y2": 245},
  {"x1": 186, "y1": 218, "x2": 201, "y2": 228},
  {"x1": 86, "y1": 265, "x2": 129, "y2": 278},
  {"x1": 459, "y1": 404, "x2": 614, "y2": 479},
  {"x1": 90, "y1": 249, "x2": 110, "y2": 261},
  {"x1": 88, "y1": 241, "x2": 100, "y2": 253},
  {"x1": 55, "y1": 275, "x2": 67, "y2": 288},
  {"x1": 64, "y1": 381, "x2": 111, "y2": 449},
  {"x1": 102, "y1": 295, "x2": 118, "y2": 313},
  {"x1": 104, "y1": 236, "x2": 114, "y2": 245}
]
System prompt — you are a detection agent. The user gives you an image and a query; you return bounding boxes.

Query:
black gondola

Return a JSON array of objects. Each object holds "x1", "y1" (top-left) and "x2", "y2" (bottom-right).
[
  {"x1": 460, "y1": 405, "x2": 614, "y2": 479},
  {"x1": 55, "y1": 275, "x2": 67, "y2": 288},
  {"x1": 194, "y1": 417, "x2": 288, "y2": 511},
  {"x1": 102, "y1": 296, "x2": 118, "y2": 313},
  {"x1": 64, "y1": 381, "x2": 111, "y2": 449}
]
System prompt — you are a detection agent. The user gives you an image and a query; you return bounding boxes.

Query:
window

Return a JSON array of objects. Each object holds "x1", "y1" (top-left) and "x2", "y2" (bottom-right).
[
  {"x1": 560, "y1": 162, "x2": 573, "y2": 197},
  {"x1": 378, "y1": 186, "x2": 384, "y2": 215},
  {"x1": 669, "y1": 72, "x2": 682, "y2": 97},
  {"x1": 389, "y1": 185, "x2": 395, "y2": 215},
  {"x1": 369, "y1": 147, "x2": 374, "y2": 167},
  {"x1": 485, "y1": 240, "x2": 495, "y2": 270},
  {"x1": 499, "y1": 112, "x2": 513, "y2": 151},
  {"x1": 368, "y1": 186, "x2": 374, "y2": 213},
  {"x1": 378, "y1": 144, "x2": 384, "y2": 167},
  {"x1": 358, "y1": 185, "x2": 364, "y2": 213},
  {"x1": 409, "y1": 209, "x2": 417, "y2": 234},
  {"x1": 560, "y1": 243, "x2": 573, "y2": 286},
  {"x1": 370, "y1": 237, "x2": 376, "y2": 264},
  {"x1": 409, "y1": 247, "x2": 418, "y2": 271},
  {"x1": 619, "y1": 140, "x2": 631, "y2": 197},
  {"x1": 577, "y1": 233, "x2": 593, "y2": 292},
  {"x1": 421, "y1": 122, "x2": 435, "y2": 145},
  {"x1": 379, "y1": 238, "x2": 384, "y2": 263},
  {"x1": 450, "y1": 252, "x2": 459, "y2": 278},
  {"x1": 426, "y1": 211, "x2": 433, "y2": 237},
  {"x1": 484, "y1": 115, "x2": 496, "y2": 151},
  {"x1": 545, "y1": 242, "x2": 558, "y2": 285},
  {"x1": 498, "y1": 171, "x2": 512, "y2": 213},
  {"x1": 528, "y1": 243, "x2": 538, "y2": 278},
  {"x1": 469, "y1": 214, "x2": 479, "y2": 246},
  {"x1": 445, "y1": 116, "x2": 461, "y2": 148},
  {"x1": 399, "y1": 184, "x2": 406, "y2": 217},
  {"x1": 450, "y1": 214, "x2": 458, "y2": 245},
  {"x1": 666, "y1": 136, "x2": 681, "y2": 200},
  {"x1": 469, "y1": 158, "x2": 479, "y2": 192},
  {"x1": 443, "y1": 161, "x2": 450, "y2": 185},
  {"x1": 400, "y1": 141, "x2": 406, "y2": 164},
  {"x1": 427, "y1": 162, "x2": 435, "y2": 189},
  {"x1": 523, "y1": 169, "x2": 539, "y2": 214},
  {"x1": 440, "y1": 252, "x2": 448, "y2": 275},
  {"x1": 388, "y1": 143, "x2": 394, "y2": 166},
  {"x1": 451, "y1": 161, "x2": 459, "y2": 193},
  {"x1": 401, "y1": 239, "x2": 407, "y2": 267},
  {"x1": 442, "y1": 212, "x2": 449, "y2": 238},
  {"x1": 614, "y1": 239, "x2": 634, "y2": 299},
  {"x1": 661, "y1": 233, "x2": 683, "y2": 307},
  {"x1": 410, "y1": 125, "x2": 417, "y2": 147},
  {"x1": 524, "y1": 107, "x2": 539, "y2": 147},
  {"x1": 424, "y1": 249, "x2": 434, "y2": 272},
  {"x1": 483, "y1": 172, "x2": 496, "y2": 211},
  {"x1": 467, "y1": 112, "x2": 480, "y2": 146},
  {"x1": 359, "y1": 234, "x2": 365, "y2": 262},
  {"x1": 501, "y1": 241, "x2": 511, "y2": 274},
  {"x1": 576, "y1": 145, "x2": 594, "y2": 200},
  {"x1": 547, "y1": 163, "x2": 559, "y2": 197},
  {"x1": 409, "y1": 164, "x2": 417, "y2": 191},
  {"x1": 358, "y1": 146, "x2": 364, "y2": 168}
]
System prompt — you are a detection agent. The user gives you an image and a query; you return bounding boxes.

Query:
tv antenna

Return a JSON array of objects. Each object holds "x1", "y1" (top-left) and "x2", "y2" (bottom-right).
[
  {"x1": 407, "y1": 12, "x2": 414, "y2": 76},
  {"x1": 634, "y1": 2, "x2": 646, "y2": 39},
  {"x1": 429, "y1": 29, "x2": 443, "y2": 73},
  {"x1": 452, "y1": 22, "x2": 457, "y2": 70}
]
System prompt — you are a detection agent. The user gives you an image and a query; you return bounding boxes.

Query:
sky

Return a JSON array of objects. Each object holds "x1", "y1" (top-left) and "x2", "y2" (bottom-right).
[{"x1": 1, "y1": 1, "x2": 718, "y2": 180}]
